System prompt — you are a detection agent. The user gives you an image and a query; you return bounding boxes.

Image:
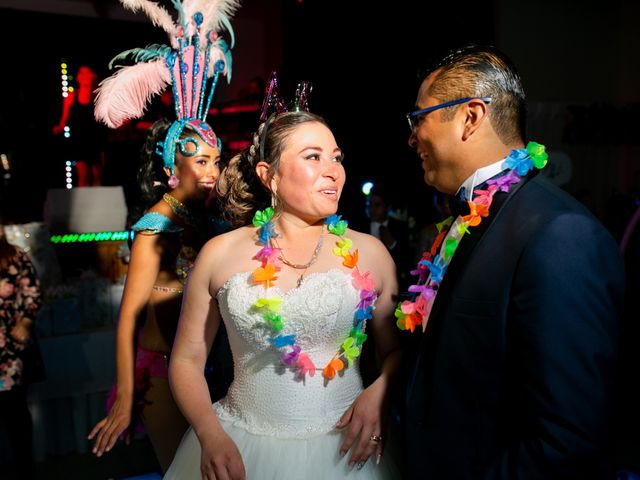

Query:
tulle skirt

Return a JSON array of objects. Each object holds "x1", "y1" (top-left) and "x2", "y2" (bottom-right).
[{"x1": 165, "y1": 415, "x2": 400, "y2": 480}]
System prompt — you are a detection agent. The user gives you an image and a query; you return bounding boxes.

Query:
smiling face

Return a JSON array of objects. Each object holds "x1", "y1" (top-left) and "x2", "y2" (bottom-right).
[
  {"x1": 269, "y1": 121, "x2": 345, "y2": 221},
  {"x1": 407, "y1": 71, "x2": 467, "y2": 194},
  {"x1": 172, "y1": 138, "x2": 221, "y2": 203}
]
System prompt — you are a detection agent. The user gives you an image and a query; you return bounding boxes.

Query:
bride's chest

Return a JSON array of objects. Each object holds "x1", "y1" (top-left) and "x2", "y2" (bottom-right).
[{"x1": 217, "y1": 269, "x2": 360, "y2": 347}]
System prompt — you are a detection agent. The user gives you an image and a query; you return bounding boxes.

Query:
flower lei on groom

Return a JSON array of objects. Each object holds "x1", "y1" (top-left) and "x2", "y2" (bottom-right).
[{"x1": 396, "y1": 142, "x2": 548, "y2": 332}]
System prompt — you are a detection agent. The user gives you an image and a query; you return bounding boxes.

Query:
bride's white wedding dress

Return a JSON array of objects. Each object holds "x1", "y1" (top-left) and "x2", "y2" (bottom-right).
[{"x1": 165, "y1": 269, "x2": 399, "y2": 479}]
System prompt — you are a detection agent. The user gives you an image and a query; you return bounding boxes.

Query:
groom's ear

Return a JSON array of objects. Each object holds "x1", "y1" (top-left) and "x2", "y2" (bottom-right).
[{"x1": 461, "y1": 98, "x2": 490, "y2": 141}]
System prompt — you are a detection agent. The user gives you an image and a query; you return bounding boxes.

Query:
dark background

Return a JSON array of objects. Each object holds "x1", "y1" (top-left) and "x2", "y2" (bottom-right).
[
  {"x1": 0, "y1": 0, "x2": 639, "y2": 474},
  {"x1": 2, "y1": 0, "x2": 638, "y2": 230}
]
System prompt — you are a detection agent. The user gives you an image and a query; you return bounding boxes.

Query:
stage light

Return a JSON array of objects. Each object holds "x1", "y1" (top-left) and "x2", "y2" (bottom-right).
[
  {"x1": 361, "y1": 181, "x2": 374, "y2": 196},
  {"x1": 60, "y1": 61, "x2": 73, "y2": 187}
]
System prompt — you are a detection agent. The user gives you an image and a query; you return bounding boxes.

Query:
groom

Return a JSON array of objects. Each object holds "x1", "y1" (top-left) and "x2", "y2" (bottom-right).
[{"x1": 402, "y1": 45, "x2": 625, "y2": 479}]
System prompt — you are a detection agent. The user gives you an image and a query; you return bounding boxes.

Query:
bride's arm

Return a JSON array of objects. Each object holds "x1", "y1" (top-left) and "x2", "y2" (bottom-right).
[
  {"x1": 169, "y1": 238, "x2": 246, "y2": 480},
  {"x1": 337, "y1": 234, "x2": 402, "y2": 468}
]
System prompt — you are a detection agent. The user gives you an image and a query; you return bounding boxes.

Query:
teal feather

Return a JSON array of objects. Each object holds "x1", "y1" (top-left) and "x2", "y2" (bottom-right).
[
  {"x1": 109, "y1": 44, "x2": 172, "y2": 69},
  {"x1": 171, "y1": 0, "x2": 189, "y2": 40},
  {"x1": 219, "y1": 14, "x2": 235, "y2": 49}
]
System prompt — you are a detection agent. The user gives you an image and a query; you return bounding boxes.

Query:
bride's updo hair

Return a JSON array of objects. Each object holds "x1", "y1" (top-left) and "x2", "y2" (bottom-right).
[{"x1": 217, "y1": 111, "x2": 328, "y2": 227}]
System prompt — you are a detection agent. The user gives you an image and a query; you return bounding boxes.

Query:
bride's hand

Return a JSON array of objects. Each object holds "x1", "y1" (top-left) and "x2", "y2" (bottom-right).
[
  {"x1": 199, "y1": 429, "x2": 246, "y2": 480},
  {"x1": 336, "y1": 380, "x2": 387, "y2": 469}
]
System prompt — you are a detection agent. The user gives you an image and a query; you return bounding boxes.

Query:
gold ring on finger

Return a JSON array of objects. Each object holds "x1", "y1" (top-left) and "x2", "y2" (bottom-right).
[{"x1": 369, "y1": 434, "x2": 382, "y2": 443}]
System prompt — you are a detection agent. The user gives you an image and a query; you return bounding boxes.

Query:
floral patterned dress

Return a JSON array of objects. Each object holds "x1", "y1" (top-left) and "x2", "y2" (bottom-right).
[{"x1": 0, "y1": 251, "x2": 41, "y2": 391}]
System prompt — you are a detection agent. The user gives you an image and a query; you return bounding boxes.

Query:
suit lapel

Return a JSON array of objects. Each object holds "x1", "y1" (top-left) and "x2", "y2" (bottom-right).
[{"x1": 421, "y1": 172, "x2": 536, "y2": 346}]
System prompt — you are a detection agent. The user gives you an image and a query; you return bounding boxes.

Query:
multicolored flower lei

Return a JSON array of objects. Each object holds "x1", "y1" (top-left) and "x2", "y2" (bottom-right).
[
  {"x1": 251, "y1": 209, "x2": 379, "y2": 381},
  {"x1": 396, "y1": 141, "x2": 548, "y2": 332}
]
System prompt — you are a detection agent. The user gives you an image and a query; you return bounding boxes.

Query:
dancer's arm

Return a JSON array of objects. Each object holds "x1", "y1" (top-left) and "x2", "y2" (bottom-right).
[{"x1": 88, "y1": 233, "x2": 162, "y2": 455}]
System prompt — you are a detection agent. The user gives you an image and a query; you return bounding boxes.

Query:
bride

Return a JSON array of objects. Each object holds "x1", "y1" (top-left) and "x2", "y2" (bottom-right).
[{"x1": 165, "y1": 109, "x2": 402, "y2": 479}]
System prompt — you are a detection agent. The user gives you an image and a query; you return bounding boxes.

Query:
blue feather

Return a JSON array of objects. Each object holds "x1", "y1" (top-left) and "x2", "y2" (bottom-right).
[{"x1": 216, "y1": 38, "x2": 233, "y2": 82}]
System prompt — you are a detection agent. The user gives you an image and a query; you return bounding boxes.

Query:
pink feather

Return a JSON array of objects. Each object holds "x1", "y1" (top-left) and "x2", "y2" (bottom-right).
[
  {"x1": 183, "y1": 0, "x2": 240, "y2": 36},
  {"x1": 120, "y1": 0, "x2": 176, "y2": 37},
  {"x1": 94, "y1": 60, "x2": 172, "y2": 128}
]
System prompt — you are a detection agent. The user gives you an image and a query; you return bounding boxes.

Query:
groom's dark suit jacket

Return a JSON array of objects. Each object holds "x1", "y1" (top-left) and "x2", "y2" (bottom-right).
[{"x1": 405, "y1": 174, "x2": 625, "y2": 479}]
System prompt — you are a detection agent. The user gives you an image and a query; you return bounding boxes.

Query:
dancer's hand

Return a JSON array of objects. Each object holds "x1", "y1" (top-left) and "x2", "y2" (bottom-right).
[
  {"x1": 336, "y1": 380, "x2": 387, "y2": 470},
  {"x1": 199, "y1": 428, "x2": 246, "y2": 480},
  {"x1": 87, "y1": 395, "x2": 132, "y2": 456}
]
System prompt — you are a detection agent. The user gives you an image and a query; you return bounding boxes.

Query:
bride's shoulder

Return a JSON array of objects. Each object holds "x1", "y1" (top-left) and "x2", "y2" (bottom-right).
[
  {"x1": 344, "y1": 228, "x2": 387, "y2": 255},
  {"x1": 200, "y1": 226, "x2": 256, "y2": 261},
  {"x1": 343, "y1": 228, "x2": 395, "y2": 279},
  {"x1": 196, "y1": 226, "x2": 261, "y2": 294}
]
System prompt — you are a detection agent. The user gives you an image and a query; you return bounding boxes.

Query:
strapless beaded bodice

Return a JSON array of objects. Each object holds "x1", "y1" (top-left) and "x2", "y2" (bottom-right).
[{"x1": 214, "y1": 269, "x2": 364, "y2": 438}]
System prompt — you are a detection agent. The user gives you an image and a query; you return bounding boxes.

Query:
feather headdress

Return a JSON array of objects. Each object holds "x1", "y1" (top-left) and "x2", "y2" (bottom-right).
[{"x1": 95, "y1": 0, "x2": 240, "y2": 172}]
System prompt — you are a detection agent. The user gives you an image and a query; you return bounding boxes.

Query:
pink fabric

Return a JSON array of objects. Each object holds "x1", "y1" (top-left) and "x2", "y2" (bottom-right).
[
  {"x1": 105, "y1": 345, "x2": 168, "y2": 437},
  {"x1": 135, "y1": 345, "x2": 169, "y2": 378}
]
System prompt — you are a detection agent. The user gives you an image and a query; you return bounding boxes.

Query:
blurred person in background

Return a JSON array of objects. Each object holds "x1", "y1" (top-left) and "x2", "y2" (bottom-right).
[{"x1": 0, "y1": 223, "x2": 42, "y2": 479}]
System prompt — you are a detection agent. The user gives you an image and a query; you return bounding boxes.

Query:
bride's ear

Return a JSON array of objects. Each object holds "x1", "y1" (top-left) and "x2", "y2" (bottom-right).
[{"x1": 255, "y1": 161, "x2": 274, "y2": 190}]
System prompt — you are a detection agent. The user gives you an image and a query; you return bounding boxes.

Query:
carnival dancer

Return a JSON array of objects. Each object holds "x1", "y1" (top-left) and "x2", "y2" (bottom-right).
[
  {"x1": 87, "y1": 0, "x2": 239, "y2": 471},
  {"x1": 165, "y1": 74, "x2": 402, "y2": 479}
]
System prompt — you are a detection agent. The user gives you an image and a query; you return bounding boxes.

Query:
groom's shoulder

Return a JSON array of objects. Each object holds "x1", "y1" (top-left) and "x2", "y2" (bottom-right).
[{"x1": 516, "y1": 176, "x2": 595, "y2": 219}]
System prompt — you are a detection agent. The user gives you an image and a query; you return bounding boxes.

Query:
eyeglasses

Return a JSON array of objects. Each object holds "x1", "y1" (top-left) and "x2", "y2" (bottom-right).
[{"x1": 406, "y1": 97, "x2": 492, "y2": 132}]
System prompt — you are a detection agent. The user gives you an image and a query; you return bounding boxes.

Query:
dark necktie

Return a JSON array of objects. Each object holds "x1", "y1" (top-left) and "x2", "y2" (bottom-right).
[
  {"x1": 449, "y1": 171, "x2": 510, "y2": 217},
  {"x1": 448, "y1": 186, "x2": 469, "y2": 217}
]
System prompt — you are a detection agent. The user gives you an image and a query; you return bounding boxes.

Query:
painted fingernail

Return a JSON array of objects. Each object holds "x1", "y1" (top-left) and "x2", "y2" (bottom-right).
[
  {"x1": 348, "y1": 461, "x2": 355, "y2": 469},
  {"x1": 340, "y1": 450, "x2": 346, "y2": 458},
  {"x1": 357, "y1": 461, "x2": 366, "y2": 470}
]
